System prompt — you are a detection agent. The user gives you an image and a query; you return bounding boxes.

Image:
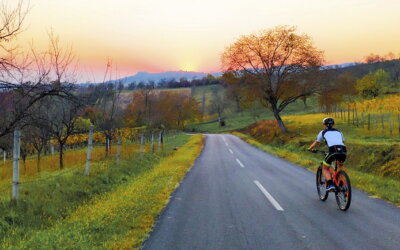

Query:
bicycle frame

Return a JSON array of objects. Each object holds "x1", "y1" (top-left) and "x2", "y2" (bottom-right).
[{"x1": 327, "y1": 160, "x2": 345, "y2": 187}]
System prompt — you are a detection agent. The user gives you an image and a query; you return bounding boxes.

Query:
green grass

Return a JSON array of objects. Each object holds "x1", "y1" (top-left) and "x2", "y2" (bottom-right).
[
  {"x1": 191, "y1": 84, "x2": 222, "y2": 106},
  {"x1": 0, "y1": 133, "x2": 195, "y2": 249},
  {"x1": 187, "y1": 96, "x2": 319, "y2": 133},
  {"x1": 188, "y1": 84, "x2": 321, "y2": 133}
]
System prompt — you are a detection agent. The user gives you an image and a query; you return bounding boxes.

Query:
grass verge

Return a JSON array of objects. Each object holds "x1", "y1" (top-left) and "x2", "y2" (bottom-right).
[
  {"x1": 233, "y1": 131, "x2": 400, "y2": 206},
  {"x1": 2, "y1": 134, "x2": 204, "y2": 249}
]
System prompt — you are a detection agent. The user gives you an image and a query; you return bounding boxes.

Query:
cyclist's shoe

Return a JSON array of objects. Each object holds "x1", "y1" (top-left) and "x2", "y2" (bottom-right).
[{"x1": 326, "y1": 184, "x2": 336, "y2": 192}]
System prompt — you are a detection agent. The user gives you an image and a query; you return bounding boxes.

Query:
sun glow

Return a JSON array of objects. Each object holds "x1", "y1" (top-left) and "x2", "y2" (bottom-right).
[
  {"x1": 18, "y1": 0, "x2": 400, "y2": 82},
  {"x1": 180, "y1": 63, "x2": 197, "y2": 72}
]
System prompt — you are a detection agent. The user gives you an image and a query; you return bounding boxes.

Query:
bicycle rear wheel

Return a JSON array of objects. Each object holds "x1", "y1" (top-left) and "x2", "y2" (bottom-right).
[
  {"x1": 316, "y1": 166, "x2": 328, "y2": 201},
  {"x1": 335, "y1": 170, "x2": 352, "y2": 211}
]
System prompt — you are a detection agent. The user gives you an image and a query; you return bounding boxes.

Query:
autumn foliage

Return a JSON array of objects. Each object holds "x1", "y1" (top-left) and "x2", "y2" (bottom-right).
[
  {"x1": 342, "y1": 94, "x2": 400, "y2": 114},
  {"x1": 125, "y1": 90, "x2": 200, "y2": 129},
  {"x1": 242, "y1": 120, "x2": 281, "y2": 144}
]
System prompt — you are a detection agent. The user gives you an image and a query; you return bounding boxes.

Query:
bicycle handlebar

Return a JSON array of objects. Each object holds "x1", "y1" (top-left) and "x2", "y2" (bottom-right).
[{"x1": 308, "y1": 149, "x2": 329, "y2": 154}]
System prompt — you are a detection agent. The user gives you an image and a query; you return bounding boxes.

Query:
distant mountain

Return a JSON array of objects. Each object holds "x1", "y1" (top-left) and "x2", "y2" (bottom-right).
[
  {"x1": 321, "y1": 62, "x2": 361, "y2": 70},
  {"x1": 81, "y1": 61, "x2": 388, "y2": 87},
  {"x1": 117, "y1": 71, "x2": 223, "y2": 84}
]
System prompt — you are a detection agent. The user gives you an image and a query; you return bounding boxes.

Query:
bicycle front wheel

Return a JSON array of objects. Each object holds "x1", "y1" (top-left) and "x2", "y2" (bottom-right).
[
  {"x1": 335, "y1": 171, "x2": 352, "y2": 211},
  {"x1": 316, "y1": 166, "x2": 328, "y2": 201}
]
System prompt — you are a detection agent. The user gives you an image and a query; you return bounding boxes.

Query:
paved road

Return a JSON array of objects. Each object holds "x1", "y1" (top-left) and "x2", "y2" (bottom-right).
[{"x1": 143, "y1": 134, "x2": 400, "y2": 250}]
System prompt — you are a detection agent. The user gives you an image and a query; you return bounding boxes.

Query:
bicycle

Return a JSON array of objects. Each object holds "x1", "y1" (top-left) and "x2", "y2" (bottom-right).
[{"x1": 310, "y1": 149, "x2": 352, "y2": 211}]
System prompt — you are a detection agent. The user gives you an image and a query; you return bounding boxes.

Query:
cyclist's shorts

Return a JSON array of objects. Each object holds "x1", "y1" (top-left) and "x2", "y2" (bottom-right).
[{"x1": 324, "y1": 145, "x2": 347, "y2": 165}]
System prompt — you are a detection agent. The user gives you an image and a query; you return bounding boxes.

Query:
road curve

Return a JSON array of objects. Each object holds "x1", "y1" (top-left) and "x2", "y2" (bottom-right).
[{"x1": 143, "y1": 134, "x2": 400, "y2": 250}]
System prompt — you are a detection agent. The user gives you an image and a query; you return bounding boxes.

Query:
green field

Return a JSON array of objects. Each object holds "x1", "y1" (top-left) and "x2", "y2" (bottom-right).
[
  {"x1": 188, "y1": 84, "x2": 319, "y2": 133},
  {"x1": 0, "y1": 133, "x2": 203, "y2": 249}
]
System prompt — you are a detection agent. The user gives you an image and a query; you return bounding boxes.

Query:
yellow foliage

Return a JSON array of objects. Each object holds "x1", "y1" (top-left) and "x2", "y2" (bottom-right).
[
  {"x1": 0, "y1": 143, "x2": 142, "y2": 194},
  {"x1": 66, "y1": 127, "x2": 146, "y2": 145},
  {"x1": 343, "y1": 94, "x2": 400, "y2": 114}
]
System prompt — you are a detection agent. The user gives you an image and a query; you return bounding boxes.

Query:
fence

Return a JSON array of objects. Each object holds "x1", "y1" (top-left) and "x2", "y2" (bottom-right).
[
  {"x1": 330, "y1": 104, "x2": 400, "y2": 136},
  {"x1": 0, "y1": 128, "x2": 175, "y2": 201}
]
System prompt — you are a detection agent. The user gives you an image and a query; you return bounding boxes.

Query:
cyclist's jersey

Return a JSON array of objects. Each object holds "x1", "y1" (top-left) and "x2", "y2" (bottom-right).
[
  {"x1": 316, "y1": 128, "x2": 345, "y2": 147},
  {"x1": 317, "y1": 128, "x2": 347, "y2": 165}
]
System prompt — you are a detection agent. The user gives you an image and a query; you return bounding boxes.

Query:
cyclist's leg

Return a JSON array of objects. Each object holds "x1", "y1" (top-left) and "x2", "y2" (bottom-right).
[{"x1": 322, "y1": 154, "x2": 334, "y2": 184}]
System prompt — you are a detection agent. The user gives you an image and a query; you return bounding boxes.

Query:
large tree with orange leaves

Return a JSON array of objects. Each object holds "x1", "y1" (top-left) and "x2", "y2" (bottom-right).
[{"x1": 221, "y1": 26, "x2": 324, "y2": 132}]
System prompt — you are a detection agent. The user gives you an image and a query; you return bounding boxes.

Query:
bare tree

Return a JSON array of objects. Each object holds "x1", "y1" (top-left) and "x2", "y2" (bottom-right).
[
  {"x1": 0, "y1": 0, "x2": 29, "y2": 75},
  {"x1": 0, "y1": 2, "x2": 76, "y2": 139},
  {"x1": 24, "y1": 109, "x2": 51, "y2": 172},
  {"x1": 92, "y1": 61, "x2": 123, "y2": 156},
  {"x1": 209, "y1": 86, "x2": 228, "y2": 126},
  {"x1": 45, "y1": 97, "x2": 83, "y2": 169}
]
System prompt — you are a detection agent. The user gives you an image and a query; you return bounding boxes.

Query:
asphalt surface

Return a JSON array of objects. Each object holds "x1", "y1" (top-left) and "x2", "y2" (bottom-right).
[{"x1": 143, "y1": 134, "x2": 400, "y2": 250}]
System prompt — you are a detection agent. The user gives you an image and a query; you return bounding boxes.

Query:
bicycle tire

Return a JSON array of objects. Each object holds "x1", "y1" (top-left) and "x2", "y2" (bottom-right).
[
  {"x1": 316, "y1": 166, "x2": 328, "y2": 201},
  {"x1": 335, "y1": 170, "x2": 352, "y2": 211}
]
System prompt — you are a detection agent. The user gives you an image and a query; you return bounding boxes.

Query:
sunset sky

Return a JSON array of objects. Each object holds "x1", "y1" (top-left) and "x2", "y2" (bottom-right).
[{"x1": 16, "y1": 0, "x2": 400, "y2": 82}]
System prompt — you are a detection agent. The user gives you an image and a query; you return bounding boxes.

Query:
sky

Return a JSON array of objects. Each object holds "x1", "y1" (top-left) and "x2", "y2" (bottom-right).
[{"x1": 14, "y1": 0, "x2": 400, "y2": 82}]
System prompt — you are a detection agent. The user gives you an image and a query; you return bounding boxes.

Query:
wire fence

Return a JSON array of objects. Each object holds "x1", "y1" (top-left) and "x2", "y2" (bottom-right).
[
  {"x1": 330, "y1": 105, "x2": 400, "y2": 137},
  {"x1": 0, "y1": 128, "x2": 180, "y2": 201}
]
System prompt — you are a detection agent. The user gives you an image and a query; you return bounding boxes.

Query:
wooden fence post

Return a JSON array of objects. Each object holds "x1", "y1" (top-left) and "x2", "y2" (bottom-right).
[
  {"x1": 158, "y1": 130, "x2": 164, "y2": 152},
  {"x1": 388, "y1": 114, "x2": 392, "y2": 135},
  {"x1": 360, "y1": 113, "x2": 364, "y2": 127},
  {"x1": 355, "y1": 109, "x2": 359, "y2": 127},
  {"x1": 347, "y1": 105, "x2": 350, "y2": 124},
  {"x1": 140, "y1": 134, "x2": 144, "y2": 157},
  {"x1": 107, "y1": 138, "x2": 110, "y2": 154},
  {"x1": 3, "y1": 150, "x2": 5, "y2": 164},
  {"x1": 367, "y1": 113, "x2": 371, "y2": 131},
  {"x1": 116, "y1": 136, "x2": 121, "y2": 163},
  {"x1": 85, "y1": 125, "x2": 94, "y2": 176},
  {"x1": 398, "y1": 114, "x2": 400, "y2": 135},
  {"x1": 151, "y1": 132, "x2": 155, "y2": 154},
  {"x1": 381, "y1": 114, "x2": 385, "y2": 134},
  {"x1": 12, "y1": 130, "x2": 21, "y2": 201}
]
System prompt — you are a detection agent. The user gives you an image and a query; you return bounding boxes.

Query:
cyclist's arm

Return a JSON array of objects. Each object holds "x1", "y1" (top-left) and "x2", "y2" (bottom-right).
[
  {"x1": 308, "y1": 141, "x2": 319, "y2": 151},
  {"x1": 308, "y1": 131, "x2": 323, "y2": 151}
]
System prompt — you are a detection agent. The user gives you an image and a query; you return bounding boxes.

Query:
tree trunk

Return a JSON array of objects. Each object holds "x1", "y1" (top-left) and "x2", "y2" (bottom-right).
[
  {"x1": 105, "y1": 135, "x2": 111, "y2": 157},
  {"x1": 37, "y1": 151, "x2": 41, "y2": 172},
  {"x1": 236, "y1": 97, "x2": 241, "y2": 112},
  {"x1": 272, "y1": 106, "x2": 288, "y2": 133},
  {"x1": 23, "y1": 154, "x2": 27, "y2": 174},
  {"x1": 302, "y1": 98, "x2": 308, "y2": 108},
  {"x1": 59, "y1": 144, "x2": 64, "y2": 169}
]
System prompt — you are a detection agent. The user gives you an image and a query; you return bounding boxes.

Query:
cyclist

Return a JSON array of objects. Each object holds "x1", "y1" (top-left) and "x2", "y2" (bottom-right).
[{"x1": 308, "y1": 117, "x2": 347, "y2": 192}]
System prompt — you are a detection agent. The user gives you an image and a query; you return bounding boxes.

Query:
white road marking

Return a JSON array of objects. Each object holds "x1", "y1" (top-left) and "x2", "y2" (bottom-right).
[
  {"x1": 225, "y1": 142, "x2": 229, "y2": 146},
  {"x1": 236, "y1": 158, "x2": 245, "y2": 168},
  {"x1": 229, "y1": 148, "x2": 234, "y2": 154},
  {"x1": 222, "y1": 137, "x2": 226, "y2": 142},
  {"x1": 254, "y1": 180, "x2": 284, "y2": 211}
]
